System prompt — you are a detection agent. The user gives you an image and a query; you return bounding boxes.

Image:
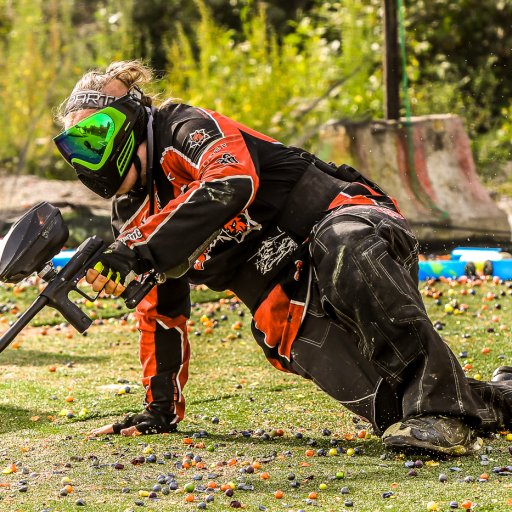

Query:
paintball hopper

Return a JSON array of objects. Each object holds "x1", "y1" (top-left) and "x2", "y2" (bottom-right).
[{"x1": 0, "y1": 202, "x2": 69, "y2": 283}]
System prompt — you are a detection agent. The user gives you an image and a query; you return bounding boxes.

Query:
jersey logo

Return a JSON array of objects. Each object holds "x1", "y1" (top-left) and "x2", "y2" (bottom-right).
[
  {"x1": 118, "y1": 227, "x2": 143, "y2": 243},
  {"x1": 249, "y1": 228, "x2": 298, "y2": 275},
  {"x1": 216, "y1": 153, "x2": 239, "y2": 165},
  {"x1": 161, "y1": 109, "x2": 225, "y2": 167},
  {"x1": 193, "y1": 210, "x2": 262, "y2": 270},
  {"x1": 222, "y1": 211, "x2": 260, "y2": 243},
  {"x1": 189, "y1": 129, "x2": 211, "y2": 148}
]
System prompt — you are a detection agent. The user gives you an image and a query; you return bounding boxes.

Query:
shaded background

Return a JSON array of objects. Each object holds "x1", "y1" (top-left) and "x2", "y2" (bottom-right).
[{"x1": 0, "y1": 0, "x2": 511, "y2": 245}]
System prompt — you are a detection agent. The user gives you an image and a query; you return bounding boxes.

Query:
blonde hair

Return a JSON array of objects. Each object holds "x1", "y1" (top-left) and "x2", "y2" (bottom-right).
[{"x1": 56, "y1": 60, "x2": 156, "y2": 125}]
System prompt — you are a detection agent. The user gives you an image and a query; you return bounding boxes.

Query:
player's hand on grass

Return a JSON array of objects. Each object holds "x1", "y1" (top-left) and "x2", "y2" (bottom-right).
[{"x1": 88, "y1": 410, "x2": 177, "y2": 436}]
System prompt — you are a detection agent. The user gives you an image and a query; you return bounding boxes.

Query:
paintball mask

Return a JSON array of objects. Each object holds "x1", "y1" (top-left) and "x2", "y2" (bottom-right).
[{"x1": 53, "y1": 89, "x2": 148, "y2": 199}]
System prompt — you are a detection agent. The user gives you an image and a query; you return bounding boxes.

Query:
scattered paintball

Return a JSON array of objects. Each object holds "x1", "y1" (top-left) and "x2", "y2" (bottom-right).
[
  {"x1": 0, "y1": 276, "x2": 512, "y2": 508},
  {"x1": 0, "y1": 0, "x2": 509, "y2": 508}
]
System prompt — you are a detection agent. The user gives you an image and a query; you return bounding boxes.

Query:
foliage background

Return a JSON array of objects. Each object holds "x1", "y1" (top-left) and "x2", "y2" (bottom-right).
[{"x1": 0, "y1": 0, "x2": 510, "y2": 185}]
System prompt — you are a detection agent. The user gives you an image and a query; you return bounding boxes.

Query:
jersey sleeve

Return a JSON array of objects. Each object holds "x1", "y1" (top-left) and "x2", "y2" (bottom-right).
[{"x1": 118, "y1": 109, "x2": 260, "y2": 276}]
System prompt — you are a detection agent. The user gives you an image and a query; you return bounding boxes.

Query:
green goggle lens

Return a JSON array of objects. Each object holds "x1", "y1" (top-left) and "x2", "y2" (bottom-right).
[{"x1": 54, "y1": 109, "x2": 126, "y2": 170}]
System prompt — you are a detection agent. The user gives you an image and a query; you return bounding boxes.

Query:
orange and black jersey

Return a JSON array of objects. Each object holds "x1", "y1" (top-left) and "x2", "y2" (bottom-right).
[
  {"x1": 111, "y1": 102, "x2": 400, "y2": 372},
  {"x1": 112, "y1": 102, "x2": 311, "y2": 295}
]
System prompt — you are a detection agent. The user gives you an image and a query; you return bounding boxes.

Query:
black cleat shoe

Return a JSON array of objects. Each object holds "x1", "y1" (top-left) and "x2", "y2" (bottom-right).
[
  {"x1": 382, "y1": 416, "x2": 482, "y2": 456},
  {"x1": 491, "y1": 366, "x2": 512, "y2": 382}
]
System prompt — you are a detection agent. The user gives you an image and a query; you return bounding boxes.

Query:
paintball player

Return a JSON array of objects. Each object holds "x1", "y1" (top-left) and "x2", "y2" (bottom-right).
[{"x1": 54, "y1": 60, "x2": 512, "y2": 456}]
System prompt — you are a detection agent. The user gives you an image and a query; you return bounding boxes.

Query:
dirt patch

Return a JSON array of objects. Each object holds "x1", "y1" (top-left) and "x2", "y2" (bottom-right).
[
  {"x1": 0, "y1": 172, "x2": 113, "y2": 242},
  {"x1": 0, "y1": 171, "x2": 110, "y2": 222}
]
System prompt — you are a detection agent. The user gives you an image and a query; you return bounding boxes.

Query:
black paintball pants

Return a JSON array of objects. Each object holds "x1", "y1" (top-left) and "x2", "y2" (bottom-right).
[{"x1": 289, "y1": 205, "x2": 512, "y2": 434}]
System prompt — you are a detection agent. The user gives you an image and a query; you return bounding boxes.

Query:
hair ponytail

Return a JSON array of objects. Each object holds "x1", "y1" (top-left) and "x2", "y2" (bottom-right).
[
  {"x1": 57, "y1": 60, "x2": 155, "y2": 124},
  {"x1": 104, "y1": 61, "x2": 154, "y2": 98}
]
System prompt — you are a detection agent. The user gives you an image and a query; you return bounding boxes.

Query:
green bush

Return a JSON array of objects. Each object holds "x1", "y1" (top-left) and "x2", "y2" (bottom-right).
[
  {"x1": 0, "y1": 0, "x2": 509, "y2": 183},
  {"x1": 474, "y1": 103, "x2": 512, "y2": 185},
  {"x1": 162, "y1": 0, "x2": 383, "y2": 150},
  {"x1": 404, "y1": 0, "x2": 512, "y2": 182},
  {"x1": 0, "y1": 0, "x2": 134, "y2": 180}
]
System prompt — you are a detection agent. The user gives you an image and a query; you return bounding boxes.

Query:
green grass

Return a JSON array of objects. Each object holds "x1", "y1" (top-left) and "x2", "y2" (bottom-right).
[{"x1": 1, "y1": 278, "x2": 512, "y2": 511}]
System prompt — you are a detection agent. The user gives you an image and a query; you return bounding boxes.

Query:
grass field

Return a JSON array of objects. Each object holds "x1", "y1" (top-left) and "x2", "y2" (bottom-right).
[{"x1": 1, "y1": 276, "x2": 512, "y2": 511}]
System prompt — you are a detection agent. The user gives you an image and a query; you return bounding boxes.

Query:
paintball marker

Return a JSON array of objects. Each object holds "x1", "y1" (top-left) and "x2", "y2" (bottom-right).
[{"x1": 0, "y1": 201, "x2": 158, "y2": 353}]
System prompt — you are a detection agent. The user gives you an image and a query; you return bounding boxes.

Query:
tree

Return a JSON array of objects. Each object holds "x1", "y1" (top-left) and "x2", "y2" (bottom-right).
[
  {"x1": 405, "y1": 0, "x2": 512, "y2": 176},
  {"x1": 162, "y1": 0, "x2": 383, "y2": 148},
  {"x1": 0, "y1": 0, "x2": 134, "y2": 178}
]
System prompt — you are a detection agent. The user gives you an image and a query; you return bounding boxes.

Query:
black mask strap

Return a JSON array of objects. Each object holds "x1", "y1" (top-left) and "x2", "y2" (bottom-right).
[
  {"x1": 133, "y1": 154, "x2": 142, "y2": 175},
  {"x1": 130, "y1": 154, "x2": 144, "y2": 193},
  {"x1": 146, "y1": 107, "x2": 156, "y2": 216}
]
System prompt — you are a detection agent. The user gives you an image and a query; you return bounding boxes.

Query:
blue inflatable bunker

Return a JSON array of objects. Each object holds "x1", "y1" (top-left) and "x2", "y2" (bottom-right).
[
  {"x1": 51, "y1": 250, "x2": 76, "y2": 269},
  {"x1": 53, "y1": 247, "x2": 512, "y2": 281},
  {"x1": 419, "y1": 247, "x2": 512, "y2": 280}
]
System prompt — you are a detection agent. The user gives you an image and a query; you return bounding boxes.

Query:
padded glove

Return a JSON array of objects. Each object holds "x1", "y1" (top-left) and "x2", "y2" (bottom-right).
[
  {"x1": 94, "y1": 241, "x2": 152, "y2": 287},
  {"x1": 112, "y1": 409, "x2": 178, "y2": 435}
]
